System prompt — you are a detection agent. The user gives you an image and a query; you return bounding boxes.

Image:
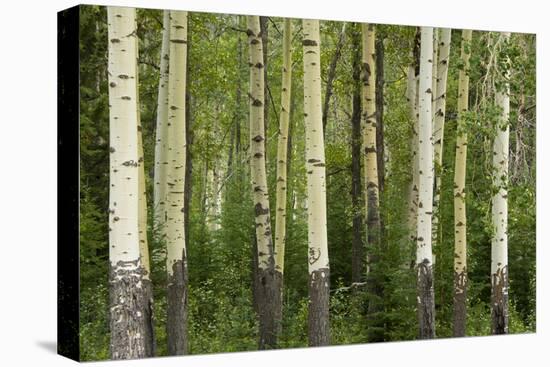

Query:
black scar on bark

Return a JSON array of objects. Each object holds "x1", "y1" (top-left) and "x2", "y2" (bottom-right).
[
  {"x1": 166, "y1": 254, "x2": 189, "y2": 355},
  {"x1": 453, "y1": 270, "x2": 467, "y2": 337},
  {"x1": 416, "y1": 259, "x2": 436, "y2": 339},
  {"x1": 302, "y1": 39, "x2": 318, "y2": 46},
  {"x1": 250, "y1": 39, "x2": 260, "y2": 45},
  {"x1": 255, "y1": 203, "x2": 269, "y2": 216},
  {"x1": 491, "y1": 265, "x2": 509, "y2": 335},
  {"x1": 109, "y1": 259, "x2": 153, "y2": 359},
  {"x1": 308, "y1": 268, "x2": 331, "y2": 346}
]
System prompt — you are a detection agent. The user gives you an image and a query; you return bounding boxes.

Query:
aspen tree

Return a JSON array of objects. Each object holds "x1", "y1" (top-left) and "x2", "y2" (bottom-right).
[
  {"x1": 165, "y1": 10, "x2": 188, "y2": 355},
  {"x1": 491, "y1": 32, "x2": 511, "y2": 335},
  {"x1": 416, "y1": 26, "x2": 436, "y2": 339},
  {"x1": 432, "y1": 28, "x2": 451, "y2": 255},
  {"x1": 153, "y1": 10, "x2": 170, "y2": 230},
  {"x1": 453, "y1": 29, "x2": 472, "y2": 337},
  {"x1": 107, "y1": 6, "x2": 149, "y2": 359},
  {"x1": 361, "y1": 23, "x2": 383, "y2": 342},
  {"x1": 407, "y1": 28, "x2": 421, "y2": 253},
  {"x1": 350, "y1": 23, "x2": 364, "y2": 283},
  {"x1": 247, "y1": 15, "x2": 279, "y2": 349},
  {"x1": 274, "y1": 18, "x2": 292, "y2": 286},
  {"x1": 135, "y1": 18, "x2": 155, "y2": 356},
  {"x1": 303, "y1": 18, "x2": 330, "y2": 346}
]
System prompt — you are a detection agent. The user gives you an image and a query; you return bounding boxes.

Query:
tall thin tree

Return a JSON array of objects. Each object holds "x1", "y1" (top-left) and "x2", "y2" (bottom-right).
[
  {"x1": 303, "y1": 18, "x2": 331, "y2": 347},
  {"x1": 432, "y1": 28, "x2": 451, "y2": 257},
  {"x1": 416, "y1": 26, "x2": 436, "y2": 339},
  {"x1": 274, "y1": 18, "x2": 293, "y2": 336},
  {"x1": 107, "y1": 6, "x2": 151, "y2": 359},
  {"x1": 153, "y1": 10, "x2": 171, "y2": 231},
  {"x1": 165, "y1": 10, "x2": 188, "y2": 355},
  {"x1": 453, "y1": 29, "x2": 473, "y2": 337},
  {"x1": 247, "y1": 15, "x2": 279, "y2": 349},
  {"x1": 491, "y1": 31, "x2": 511, "y2": 335}
]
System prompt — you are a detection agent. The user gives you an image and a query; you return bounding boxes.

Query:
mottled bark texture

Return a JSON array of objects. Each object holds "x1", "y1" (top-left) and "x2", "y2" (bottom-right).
[
  {"x1": 309, "y1": 268, "x2": 331, "y2": 346},
  {"x1": 453, "y1": 29, "x2": 472, "y2": 337},
  {"x1": 322, "y1": 23, "x2": 346, "y2": 133},
  {"x1": 416, "y1": 259, "x2": 435, "y2": 339},
  {"x1": 303, "y1": 19, "x2": 331, "y2": 347},
  {"x1": 416, "y1": 27, "x2": 436, "y2": 339},
  {"x1": 491, "y1": 31, "x2": 511, "y2": 335},
  {"x1": 167, "y1": 258, "x2": 189, "y2": 354},
  {"x1": 247, "y1": 16, "x2": 279, "y2": 349},
  {"x1": 109, "y1": 260, "x2": 149, "y2": 360},
  {"x1": 350, "y1": 23, "x2": 364, "y2": 284}
]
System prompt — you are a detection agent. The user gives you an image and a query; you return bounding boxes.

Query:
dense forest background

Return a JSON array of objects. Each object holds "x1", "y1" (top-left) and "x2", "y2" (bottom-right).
[{"x1": 79, "y1": 5, "x2": 536, "y2": 360}]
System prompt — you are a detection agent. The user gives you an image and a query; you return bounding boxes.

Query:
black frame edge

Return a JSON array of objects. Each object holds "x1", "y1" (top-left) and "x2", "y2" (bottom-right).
[{"x1": 57, "y1": 4, "x2": 81, "y2": 362}]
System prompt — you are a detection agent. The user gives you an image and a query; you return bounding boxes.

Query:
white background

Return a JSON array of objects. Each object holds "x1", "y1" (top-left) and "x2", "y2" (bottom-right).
[{"x1": 0, "y1": 0, "x2": 546, "y2": 365}]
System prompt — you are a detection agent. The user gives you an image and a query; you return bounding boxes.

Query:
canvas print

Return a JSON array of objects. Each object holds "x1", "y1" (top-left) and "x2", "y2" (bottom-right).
[{"x1": 57, "y1": 4, "x2": 536, "y2": 361}]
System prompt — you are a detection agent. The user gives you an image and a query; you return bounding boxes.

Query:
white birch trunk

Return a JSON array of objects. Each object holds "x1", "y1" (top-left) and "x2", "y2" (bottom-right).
[
  {"x1": 491, "y1": 32, "x2": 511, "y2": 335},
  {"x1": 165, "y1": 10, "x2": 188, "y2": 355},
  {"x1": 275, "y1": 18, "x2": 292, "y2": 274},
  {"x1": 153, "y1": 10, "x2": 171, "y2": 230},
  {"x1": 416, "y1": 26, "x2": 436, "y2": 339},
  {"x1": 107, "y1": 6, "x2": 149, "y2": 359},
  {"x1": 453, "y1": 29, "x2": 472, "y2": 337},
  {"x1": 303, "y1": 18, "x2": 330, "y2": 347},
  {"x1": 432, "y1": 28, "x2": 451, "y2": 254}
]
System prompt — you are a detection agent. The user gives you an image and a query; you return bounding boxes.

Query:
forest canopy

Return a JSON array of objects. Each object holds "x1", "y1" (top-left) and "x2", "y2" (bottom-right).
[{"x1": 77, "y1": 5, "x2": 536, "y2": 361}]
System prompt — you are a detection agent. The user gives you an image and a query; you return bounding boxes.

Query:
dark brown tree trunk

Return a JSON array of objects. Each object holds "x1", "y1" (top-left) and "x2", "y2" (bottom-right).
[
  {"x1": 375, "y1": 36, "x2": 385, "y2": 194},
  {"x1": 109, "y1": 260, "x2": 150, "y2": 359},
  {"x1": 308, "y1": 268, "x2": 331, "y2": 346},
  {"x1": 322, "y1": 24, "x2": 346, "y2": 134},
  {"x1": 491, "y1": 266, "x2": 509, "y2": 334},
  {"x1": 350, "y1": 24, "x2": 364, "y2": 284},
  {"x1": 166, "y1": 256, "x2": 189, "y2": 355},
  {"x1": 258, "y1": 268, "x2": 283, "y2": 349},
  {"x1": 417, "y1": 259, "x2": 436, "y2": 339},
  {"x1": 453, "y1": 270, "x2": 467, "y2": 336}
]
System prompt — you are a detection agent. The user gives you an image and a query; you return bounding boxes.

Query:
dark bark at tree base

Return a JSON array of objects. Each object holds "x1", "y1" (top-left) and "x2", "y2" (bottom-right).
[
  {"x1": 142, "y1": 279, "x2": 156, "y2": 357},
  {"x1": 257, "y1": 268, "x2": 283, "y2": 349},
  {"x1": 453, "y1": 270, "x2": 467, "y2": 337},
  {"x1": 416, "y1": 259, "x2": 436, "y2": 339},
  {"x1": 491, "y1": 265, "x2": 509, "y2": 334},
  {"x1": 308, "y1": 268, "x2": 330, "y2": 347},
  {"x1": 167, "y1": 258, "x2": 189, "y2": 355},
  {"x1": 109, "y1": 260, "x2": 152, "y2": 360},
  {"x1": 366, "y1": 261, "x2": 385, "y2": 342}
]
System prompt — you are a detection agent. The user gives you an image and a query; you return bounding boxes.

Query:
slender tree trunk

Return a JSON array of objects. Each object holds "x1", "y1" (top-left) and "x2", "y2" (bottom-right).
[
  {"x1": 416, "y1": 26, "x2": 436, "y2": 339},
  {"x1": 432, "y1": 28, "x2": 451, "y2": 263},
  {"x1": 107, "y1": 6, "x2": 150, "y2": 359},
  {"x1": 375, "y1": 35, "x2": 385, "y2": 194},
  {"x1": 165, "y1": 10, "x2": 188, "y2": 355},
  {"x1": 274, "y1": 19, "x2": 292, "y2": 336},
  {"x1": 453, "y1": 29, "x2": 472, "y2": 337},
  {"x1": 153, "y1": 10, "x2": 170, "y2": 231},
  {"x1": 406, "y1": 28, "x2": 421, "y2": 264},
  {"x1": 322, "y1": 23, "x2": 347, "y2": 133},
  {"x1": 350, "y1": 23, "x2": 364, "y2": 284},
  {"x1": 135, "y1": 20, "x2": 155, "y2": 356},
  {"x1": 491, "y1": 31, "x2": 511, "y2": 335},
  {"x1": 247, "y1": 16, "x2": 279, "y2": 349},
  {"x1": 361, "y1": 23, "x2": 383, "y2": 342},
  {"x1": 303, "y1": 19, "x2": 331, "y2": 347}
]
